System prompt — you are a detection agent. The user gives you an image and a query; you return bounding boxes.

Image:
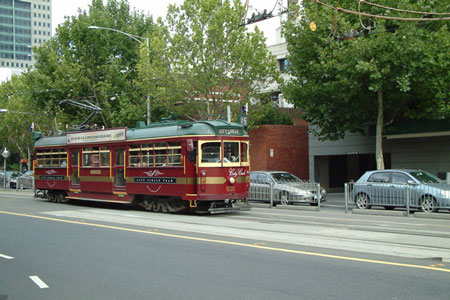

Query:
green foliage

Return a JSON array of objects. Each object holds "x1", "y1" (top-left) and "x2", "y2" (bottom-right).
[
  {"x1": 141, "y1": 0, "x2": 279, "y2": 121},
  {"x1": 28, "y1": 0, "x2": 154, "y2": 129},
  {"x1": 249, "y1": 103, "x2": 293, "y2": 130},
  {"x1": 282, "y1": 0, "x2": 450, "y2": 141}
]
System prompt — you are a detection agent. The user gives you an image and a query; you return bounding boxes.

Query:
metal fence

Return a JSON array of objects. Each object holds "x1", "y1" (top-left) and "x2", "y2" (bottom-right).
[
  {"x1": 249, "y1": 179, "x2": 324, "y2": 209},
  {"x1": 345, "y1": 181, "x2": 450, "y2": 214}
]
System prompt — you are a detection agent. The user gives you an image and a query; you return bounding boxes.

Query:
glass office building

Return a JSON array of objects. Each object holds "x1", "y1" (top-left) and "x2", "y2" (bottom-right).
[{"x1": 0, "y1": 0, "x2": 51, "y2": 70}]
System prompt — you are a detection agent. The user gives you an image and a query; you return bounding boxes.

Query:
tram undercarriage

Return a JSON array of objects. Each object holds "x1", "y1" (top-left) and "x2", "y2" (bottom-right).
[{"x1": 36, "y1": 190, "x2": 250, "y2": 214}]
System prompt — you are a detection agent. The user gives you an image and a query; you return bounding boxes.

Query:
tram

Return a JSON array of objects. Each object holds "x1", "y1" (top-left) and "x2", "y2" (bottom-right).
[{"x1": 33, "y1": 120, "x2": 251, "y2": 214}]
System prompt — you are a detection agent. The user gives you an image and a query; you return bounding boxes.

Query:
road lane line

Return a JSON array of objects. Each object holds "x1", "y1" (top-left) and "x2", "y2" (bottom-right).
[
  {"x1": 0, "y1": 254, "x2": 14, "y2": 259},
  {"x1": 1, "y1": 210, "x2": 450, "y2": 274},
  {"x1": 29, "y1": 276, "x2": 49, "y2": 289}
]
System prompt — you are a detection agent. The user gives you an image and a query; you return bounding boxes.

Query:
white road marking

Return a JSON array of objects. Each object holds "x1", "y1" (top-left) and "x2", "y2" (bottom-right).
[
  {"x1": 0, "y1": 253, "x2": 14, "y2": 259},
  {"x1": 29, "y1": 276, "x2": 49, "y2": 289}
]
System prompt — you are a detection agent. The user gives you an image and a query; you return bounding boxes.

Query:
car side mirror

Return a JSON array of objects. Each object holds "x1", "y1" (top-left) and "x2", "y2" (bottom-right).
[{"x1": 407, "y1": 180, "x2": 418, "y2": 186}]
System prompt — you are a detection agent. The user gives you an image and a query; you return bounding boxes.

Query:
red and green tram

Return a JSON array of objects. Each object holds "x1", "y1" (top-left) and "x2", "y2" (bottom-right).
[{"x1": 33, "y1": 120, "x2": 251, "y2": 214}]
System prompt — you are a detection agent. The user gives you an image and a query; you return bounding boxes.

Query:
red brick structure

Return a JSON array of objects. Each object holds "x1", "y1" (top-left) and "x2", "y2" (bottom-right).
[{"x1": 249, "y1": 118, "x2": 309, "y2": 180}]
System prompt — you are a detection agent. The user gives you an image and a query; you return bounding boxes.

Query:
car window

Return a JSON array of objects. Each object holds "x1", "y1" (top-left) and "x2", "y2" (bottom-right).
[
  {"x1": 409, "y1": 171, "x2": 441, "y2": 183},
  {"x1": 257, "y1": 174, "x2": 272, "y2": 184},
  {"x1": 392, "y1": 173, "x2": 410, "y2": 184},
  {"x1": 271, "y1": 172, "x2": 301, "y2": 183},
  {"x1": 249, "y1": 173, "x2": 258, "y2": 182},
  {"x1": 367, "y1": 172, "x2": 390, "y2": 183}
]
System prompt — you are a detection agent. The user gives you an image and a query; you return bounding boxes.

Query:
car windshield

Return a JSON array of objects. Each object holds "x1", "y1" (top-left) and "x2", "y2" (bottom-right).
[
  {"x1": 271, "y1": 172, "x2": 301, "y2": 183},
  {"x1": 6, "y1": 171, "x2": 21, "y2": 177},
  {"x1": 409, "y1": 171, "x2": 442, "y2": 184}
]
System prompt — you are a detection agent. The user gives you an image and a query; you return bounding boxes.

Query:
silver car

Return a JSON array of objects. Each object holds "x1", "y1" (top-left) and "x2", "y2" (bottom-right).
[
  {"x1": 352, "y1": 169, "x2": 450, "y2": 213},
  {"x1": 249, "y1": 171, "x2": 326, "y2": 206},
  {"x1": 17, "y1": 171, "x2": 34, "y2": 189}
]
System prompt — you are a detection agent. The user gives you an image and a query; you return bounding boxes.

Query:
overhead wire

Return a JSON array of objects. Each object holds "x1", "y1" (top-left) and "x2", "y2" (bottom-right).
[
  {"x1": 311, "y1": 0, "x2": 450, "y2": 21},
  {"x1": 360, "y1": 0, "x2": 450, "y2": 16}
]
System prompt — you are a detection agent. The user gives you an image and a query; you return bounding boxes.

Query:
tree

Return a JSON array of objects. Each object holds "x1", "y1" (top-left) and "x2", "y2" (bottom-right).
[
  {"x1": 282, "y1": 0, "x2": 450, "y2": 169},
  {"x1": 248, "y1": 103, "x2": 293, "y2": 130},
  {"x1": 0, "y1": 75, "x2": 50, "y2": 171},
  {"x1": 140, "y1": 0, "x2": 279, "y2": 121},
  {"x1": 27, "y1": 0, "x2": 154, "y2": 129}
]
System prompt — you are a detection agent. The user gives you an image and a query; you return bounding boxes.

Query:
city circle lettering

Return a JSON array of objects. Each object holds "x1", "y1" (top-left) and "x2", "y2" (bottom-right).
[
  {"x1": 218, "y1": 128, "x2": 240, "y2": 135},
  {"x1": 134, "y1": 177, "x2": 176, "y2": 184}
]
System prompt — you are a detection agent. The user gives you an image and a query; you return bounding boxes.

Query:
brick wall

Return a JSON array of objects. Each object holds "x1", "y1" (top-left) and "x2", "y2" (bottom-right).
[{"x1": 249, "y1": 118, "x2": 309, "y2": 180}]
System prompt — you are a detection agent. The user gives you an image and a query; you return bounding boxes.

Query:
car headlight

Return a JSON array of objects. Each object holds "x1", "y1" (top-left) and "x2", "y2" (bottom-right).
[{"x1": 441, "y1": 190, "x2": 450, "y2": 198}]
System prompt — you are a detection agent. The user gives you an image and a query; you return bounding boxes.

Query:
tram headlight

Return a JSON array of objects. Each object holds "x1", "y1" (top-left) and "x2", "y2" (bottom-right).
[{"x1": 229, "y1": 177, "x2": 236, "y2": 185}]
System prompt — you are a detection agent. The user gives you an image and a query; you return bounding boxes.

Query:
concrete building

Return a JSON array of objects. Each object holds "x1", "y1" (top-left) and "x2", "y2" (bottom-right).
[{"x1": 0, "y1": 0, "x2": 52, "y2": 70}]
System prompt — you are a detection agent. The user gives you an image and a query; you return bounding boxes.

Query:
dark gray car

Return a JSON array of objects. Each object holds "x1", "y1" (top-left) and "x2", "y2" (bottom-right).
[{"x1": 352, "y1": 169, "x2": 450, "y2": 213}]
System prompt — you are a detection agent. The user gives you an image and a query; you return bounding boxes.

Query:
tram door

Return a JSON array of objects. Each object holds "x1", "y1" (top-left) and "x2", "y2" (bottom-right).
[
  {"x1": 113, "y1": 147, "x2": 127, "y2": 190},
  {"x1": 70, "y1": 149, "x2": 81, "y2": 189}
]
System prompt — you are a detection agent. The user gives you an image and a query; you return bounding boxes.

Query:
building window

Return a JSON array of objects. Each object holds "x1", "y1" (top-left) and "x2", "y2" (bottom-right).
[
  {"x1": 278, "y1": 58, "x2": 289, "y2": 73},
  {"x1": 270, "y1": 92, "x2": 281, "y2": 107}
]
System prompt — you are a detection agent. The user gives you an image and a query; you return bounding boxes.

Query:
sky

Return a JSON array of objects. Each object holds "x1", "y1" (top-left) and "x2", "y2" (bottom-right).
[{"x1": 52, "y1": 0, "x2": 285, "y2": 44}]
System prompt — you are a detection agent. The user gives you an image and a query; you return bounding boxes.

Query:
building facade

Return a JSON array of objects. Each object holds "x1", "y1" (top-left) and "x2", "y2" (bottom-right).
[{"x1": 0, "y1": 0, "x2": 52, "y2": 70}]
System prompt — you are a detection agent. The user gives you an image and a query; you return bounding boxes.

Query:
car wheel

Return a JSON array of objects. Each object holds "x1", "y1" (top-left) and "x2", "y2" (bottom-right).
[
  {"x1": 356, "y1": 193, "x2": 371, "y2": 209},
  {"x1": 420, "y1": 196, "x2": 437, "y2": 213},
  {"x1": 280, "y1": 191, "x2": 289, "y2": 205}
]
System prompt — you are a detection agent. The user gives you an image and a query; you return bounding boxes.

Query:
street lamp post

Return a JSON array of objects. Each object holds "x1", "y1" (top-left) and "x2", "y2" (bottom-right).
[
  {"x1": 88, "y1": 25, "x2": 151, "y2": 125},
  {"x1": 2, "y1": 148, "x2": 10, "y2": 189}
]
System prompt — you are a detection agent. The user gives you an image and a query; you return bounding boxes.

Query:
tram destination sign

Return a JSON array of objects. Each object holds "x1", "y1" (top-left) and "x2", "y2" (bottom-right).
[
  {"x1": 67, "y1": 128, "x2": 126, "y2": 144},
  {"x1": 218, "y1": 128, "x2": 241, "y2": 135}
]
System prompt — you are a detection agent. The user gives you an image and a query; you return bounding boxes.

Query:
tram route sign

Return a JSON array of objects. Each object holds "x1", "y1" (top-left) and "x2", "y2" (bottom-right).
[{"x1": 67, "y1": 128, "x2": 126, "y2": 144}]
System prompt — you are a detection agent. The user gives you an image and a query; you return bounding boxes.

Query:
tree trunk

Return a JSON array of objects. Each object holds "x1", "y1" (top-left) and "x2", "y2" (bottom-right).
[{"x1": 376, "y1": 88, "x2": 385, "y2": 170}]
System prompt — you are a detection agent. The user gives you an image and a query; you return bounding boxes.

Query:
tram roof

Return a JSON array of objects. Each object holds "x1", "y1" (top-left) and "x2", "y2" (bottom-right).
[{"x1": 34, "y1": 120, "x2": 248, "y2": 147}]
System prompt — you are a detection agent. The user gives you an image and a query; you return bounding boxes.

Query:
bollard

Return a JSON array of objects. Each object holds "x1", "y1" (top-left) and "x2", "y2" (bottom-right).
[
  {"x1": 344, "y1": 183, "x2": 348, "y2": 214},
  {"x1": 406, "y1": 185, "x2": 410, "y2": 217},
  {"x1": 269, "y1": 182, "x2": 273, "y2": 208},
  {"x1": 317, "y1": 183, "x2": 321, "y2": 211}
]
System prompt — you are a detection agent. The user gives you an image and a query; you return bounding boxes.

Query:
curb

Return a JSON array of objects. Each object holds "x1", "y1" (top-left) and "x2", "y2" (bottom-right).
[
  {"x1": 249, "y1": 203, "x2": 320, "y2": 211},
  {"x1": 415, "y1": 212, "x2": 450, "y2": 220},
  {"x1": 351, "y1": 209, "x2": 407, "y2": 216},
  {"x1": 277, "y1": 205, "x2": 319, "y2": 211}
]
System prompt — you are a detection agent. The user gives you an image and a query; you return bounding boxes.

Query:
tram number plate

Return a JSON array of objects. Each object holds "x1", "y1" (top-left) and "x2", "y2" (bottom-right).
[{"x1": 226, "y1": 186, "x2": 235, "y2": 192}]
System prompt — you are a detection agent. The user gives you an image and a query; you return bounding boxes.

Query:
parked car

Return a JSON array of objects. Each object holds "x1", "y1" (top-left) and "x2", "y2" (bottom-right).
[
  {"x1": 0, "y1": 171, "x2": 22, "y2": 189},
  {"x1": 17, "y1": 171, "x2": 34, "y2": 189},
  {"x1": 249, "y1": 171, "x2": 326, "y2": 206},
  {"x1": 352, "y1": 169, "x2": 450, "y2": 213}
]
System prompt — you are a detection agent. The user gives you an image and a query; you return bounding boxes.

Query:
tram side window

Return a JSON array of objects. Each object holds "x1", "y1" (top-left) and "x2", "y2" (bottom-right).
[
  {"x1": 223, "y1": 142, "x2": 240, "y2": 163},
  {"x1": 154, "y1": 143, "x2": 167, "y2": 166},
  {"x1": 82, "y1": 147, "x2": 110, "y2": 167},
  {"x1": 168, "y1": 142, "x2": 182, "y2": 165},
  {"x1": 201, "y1": 142, "x2": 221, "y2": 163},
  {"x1": 129, "y1": 142, "x2": 182, "y2": 167},
  {"x1": 36, "y1": 148, "x2": 67, "y2": 167}
]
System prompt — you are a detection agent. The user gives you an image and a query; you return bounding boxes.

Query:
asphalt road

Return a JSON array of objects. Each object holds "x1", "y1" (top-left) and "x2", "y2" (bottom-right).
[{"x1": 1, "y1": 191, "x2": 450, "y2": 299}]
